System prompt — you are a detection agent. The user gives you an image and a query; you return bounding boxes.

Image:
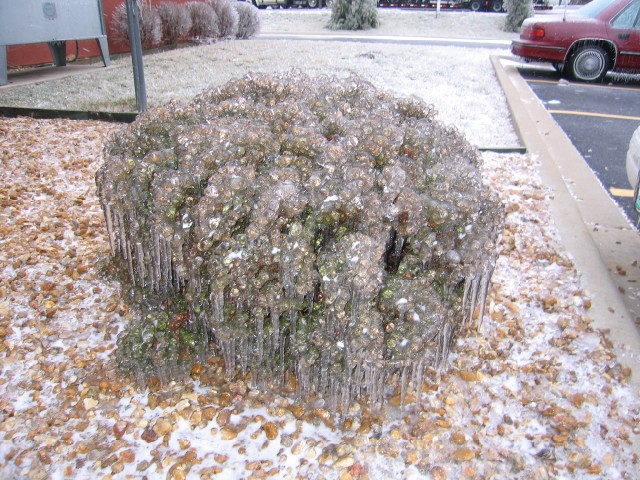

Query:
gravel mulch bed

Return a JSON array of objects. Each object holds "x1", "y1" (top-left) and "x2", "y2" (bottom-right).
[{"x1": 1, "y1": 117, "x2": 638, "y2": 479}]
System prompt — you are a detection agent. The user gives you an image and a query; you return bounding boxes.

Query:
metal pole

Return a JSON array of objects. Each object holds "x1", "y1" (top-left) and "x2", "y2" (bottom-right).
[{"x1": 125, "y1": 0, "x2": 147, "y2": 112}]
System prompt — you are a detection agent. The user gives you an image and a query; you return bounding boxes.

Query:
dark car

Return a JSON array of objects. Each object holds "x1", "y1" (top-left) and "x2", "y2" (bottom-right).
[{"x1": 511, "y1": 0, "x2": 640, "y2": 82}]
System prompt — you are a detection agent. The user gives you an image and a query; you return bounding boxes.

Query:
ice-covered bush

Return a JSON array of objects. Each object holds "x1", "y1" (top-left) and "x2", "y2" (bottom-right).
[
  {"x1": 328, "y1": 0, "x2": 379, "y2": 31},
  {"x1": 234, "y1": 1, "x2": 261, "y2": 39},
  {"x1": 504, "y1": 0, "x2": 533, "y2": 32},
  {"x1": 207, "y1": 0, "x2": 239, "y2": 39},
  {"x1": 157, "y1": 2, "x2": 193, "y2": 45},
  {"x1": 96, "y1": 72, "x2": 503, "y2": 408},
  {"x1": 186, "y1": 1, "x2": 220, "y2": 40},
  {"x1": 110, "y1": 0, "x2": 163, "y2": 49}
]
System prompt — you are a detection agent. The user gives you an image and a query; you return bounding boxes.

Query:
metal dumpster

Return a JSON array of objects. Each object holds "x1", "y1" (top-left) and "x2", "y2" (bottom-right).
[{"x1": 0, "y1": 0, "x2": 110, "y2": 86}]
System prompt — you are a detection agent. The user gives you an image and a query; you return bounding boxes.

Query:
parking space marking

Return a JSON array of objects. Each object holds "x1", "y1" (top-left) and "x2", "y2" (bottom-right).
[
  {"x1": 547, "y1": 110, "x2": 640, "y2": 121},
  {"x1": 526, "y1": 78, "x2": 640, "y2": 92},
  {"x1": 610, "y1": 187, "x2": 635, "y2": 198},
  {"x1": 526, "y1": 78, "x2": 559, "y2": 85}
]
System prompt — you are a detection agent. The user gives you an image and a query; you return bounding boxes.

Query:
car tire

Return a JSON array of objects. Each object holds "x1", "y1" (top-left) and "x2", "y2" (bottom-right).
[
  {"x1": 307, "y1": 0, "x2": 319, "y2": 7},
  {"x1": 568, "y1": 45, "x2": 609, "y2": 82},
  {"x1": 492, "y1": 0, "x2": 502, "y2": 12},
  {"x1": 470, "y1": 0, "x2": 482, "y2": 11}
]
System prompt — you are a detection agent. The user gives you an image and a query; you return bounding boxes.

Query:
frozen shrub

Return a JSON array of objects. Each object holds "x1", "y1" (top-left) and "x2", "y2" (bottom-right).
[
  {"x1": 504, "y1": 0, "x2": 533, "y2": 32},
  {"x1": 110, "y1": 0, "x2": 163, "y2": 49},
  {"x1": 157, "y1": 2, "x2": 193, "y2": 45},
  {"x1": 328, "y1": 0, "x2": 379, "y2": 31},
  {"x1": 187, "y1": 1, "x2": 220, "y2": 40},
  {"x1": 207, "y1": 0, "x2": 239, "y2": 39},
  {"x1": 234, "y1": 1, "x2": 261, "y2": 39},
  {"x1": 97, "y1": 71, "x2": 503, "y2": 409}
]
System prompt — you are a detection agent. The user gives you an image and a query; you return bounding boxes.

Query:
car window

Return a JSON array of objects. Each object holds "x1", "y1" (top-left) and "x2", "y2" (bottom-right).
[
  {"x1": 611, "y1": 0, "x2": 640, "y2": 28},
  {"x1": 579, "y1": 0, "x2": 617, "y2": 18}
]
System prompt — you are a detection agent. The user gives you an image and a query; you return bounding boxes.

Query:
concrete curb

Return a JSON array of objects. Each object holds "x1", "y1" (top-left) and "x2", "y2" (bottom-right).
[{"x1": 491, "y1": 55, "x2": 640, "y2": 397}]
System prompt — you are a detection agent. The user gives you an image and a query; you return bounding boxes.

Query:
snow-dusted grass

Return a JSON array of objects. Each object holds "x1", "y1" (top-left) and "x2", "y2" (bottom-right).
[
  {"x1": 260, "y1": 8, "x2": 518, "y2": 39},
  {"x1": 0, "y1": 10, "x2": 519, "y2": 148}
]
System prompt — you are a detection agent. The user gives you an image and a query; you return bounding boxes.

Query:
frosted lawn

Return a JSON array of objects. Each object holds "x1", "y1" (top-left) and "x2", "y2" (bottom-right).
[{"x1": 0, "y1": 10, "x2": 519, "y2": 148}]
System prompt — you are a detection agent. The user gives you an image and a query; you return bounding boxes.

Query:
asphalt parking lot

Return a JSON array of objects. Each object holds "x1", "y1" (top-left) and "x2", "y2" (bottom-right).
[{"x1": 518, "y1": 66, "x2": 640, "y2": 222}]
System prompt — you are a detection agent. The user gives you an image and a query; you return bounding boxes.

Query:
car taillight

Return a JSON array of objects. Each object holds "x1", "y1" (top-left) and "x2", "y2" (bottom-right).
[{"x1": 522, "y1": 26, "x2": 545, "y2": 40}]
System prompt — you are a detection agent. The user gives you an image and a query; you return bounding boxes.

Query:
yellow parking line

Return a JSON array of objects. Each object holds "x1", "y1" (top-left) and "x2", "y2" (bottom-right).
[
  {"x1": 610, "y1": 187, "x2": 635, "y2": 198},
  {"x1": 548, "y1": 110, "x2": 640, "y2": 121},
  {"x1": 527, "y1": 79, "x2": 559, "y2": 85},
  {"x1": 526, "y1": 78, "x2": 640, "y2": 91}
]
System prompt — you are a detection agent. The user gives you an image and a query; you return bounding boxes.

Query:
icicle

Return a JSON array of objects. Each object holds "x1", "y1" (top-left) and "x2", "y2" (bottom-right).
[
  {"x1": 400, "y1": 366, "x2": 409, "y2": 407},
  {"x1": 209, "y1": 287, "x2": 224, "y2": 327},
  {"x1": 462, "y1": 275, "x2": 473, "y2": 315},
  {"x1": 320, "y1": 350, "x2": 329, "y2": 393},
  {"x1": 151, "y1": 232, "x2": 161, "y2": 291},
  {"x1": 256, "y1": 312, "x2": 264, "y2": 362},
  {"x1": 124, "y1": 236, "x2": 135, "y2": 286},
  {"x1": 341, "y1": 343, "x2": 352, "y2": 414},
  {"x1": 476, "y1": 267, "x2": 494, "y2": 328},
  {"x1": 135, "y1": 242, "x2": 145, "y2": 287},
  {"x1": 463, "y1": 275, "x2": 481, "y2": 327},
  {"x1": 117, "y1": 210, "x2": 128, "y2": 260},
  {"x1": 104, "y1": 203, "x2": 116, "y2": 253},
  {"x1": 351, "y1": 363, "x2": 362, "y2": 402},
  {"x1": 296, "y1": 361, "x2": 310, "y2": 400},
  {"x1": 239, "y1": 337, "x2": 249, "y2": 376},
  {"x1": 161, "y1": 237, "x2": 172, "y2": 293},
  {"x1": 435, "y1": 322, "x2": 455, "y2": 369},
  {"x1": 277, "y1": 329, "x2": 286, "y2": 385},
  {"x1": 221, "y1": 339, "x2": 236, "y2": 378},
  {"x1": 271, "y1": 308, "x2": 280, "y2": 352},
  {"x1": 413, "y1": 358, "x2": 425, "y2": 408}
]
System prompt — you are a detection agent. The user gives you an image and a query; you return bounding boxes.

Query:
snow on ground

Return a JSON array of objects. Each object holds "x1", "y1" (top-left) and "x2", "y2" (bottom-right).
[
  {"x1": 1, "y1": 8, "x2": 639, "y2": 480},
  {"x1": 1, "y1": 117, "x2": 638, "y2": 480},
  {"x1": 258, "y1": 8, "x2": 519, "y2": 39},
  {"x1": 0, "y1": 10, "x2": 519, "y2": 148}
]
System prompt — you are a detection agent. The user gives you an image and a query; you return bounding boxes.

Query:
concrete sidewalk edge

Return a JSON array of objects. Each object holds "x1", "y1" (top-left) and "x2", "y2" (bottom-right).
[{"x1": 491, "y1": 55, "x2": 640, "y2": 397}]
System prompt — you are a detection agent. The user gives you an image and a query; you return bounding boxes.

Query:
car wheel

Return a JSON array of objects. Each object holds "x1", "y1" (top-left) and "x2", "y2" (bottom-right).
[
  {"x1": 568, "y1": 45, "x2": 609, "y2": 82},
  {"x1": 492, "y1": 0, "x2": 502, "y2": 12},
  {"x1": 307, "y1": 0, "x2": 319, "y2": 7},
  {"x1": 470, "y1": 0, "x2": 482, "y2": 11}
]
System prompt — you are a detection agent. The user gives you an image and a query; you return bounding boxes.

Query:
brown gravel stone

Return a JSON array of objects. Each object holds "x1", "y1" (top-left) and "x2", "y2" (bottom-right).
[
  {"x1": 112, "y1": 421, "x2": 128, "y2": 439},
  {"x1": 453, "y1": 447, "x2": 476, "y2": 462},
  {"x1": 141, "y1": 426, "x2": 159, "y2": 443},
  {"x1": 119, "y1": 449, "x2": 135, "y2": 463},
  {"x1": 220, "y1": 427, "x2": 238, "y2": 440},
  {"x1": 262, "y1": 422, "x2": 279, "y2": 441}
]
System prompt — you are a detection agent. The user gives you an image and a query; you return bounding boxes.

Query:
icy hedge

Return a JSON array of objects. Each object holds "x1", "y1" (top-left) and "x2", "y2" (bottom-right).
[{"x1": 96, "y1": 71, "x2": 503, "y2": 408}]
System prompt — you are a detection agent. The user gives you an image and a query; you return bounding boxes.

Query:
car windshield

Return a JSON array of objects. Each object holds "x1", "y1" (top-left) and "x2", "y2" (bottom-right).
[{"x1": 577, "y1": 0, "x2": 619, "y2": 17}]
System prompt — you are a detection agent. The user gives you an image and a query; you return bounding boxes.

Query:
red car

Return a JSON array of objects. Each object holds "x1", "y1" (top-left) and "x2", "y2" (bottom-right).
[{"x1": 511, "y1": 0, "x2": 640, "y2": 82}]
